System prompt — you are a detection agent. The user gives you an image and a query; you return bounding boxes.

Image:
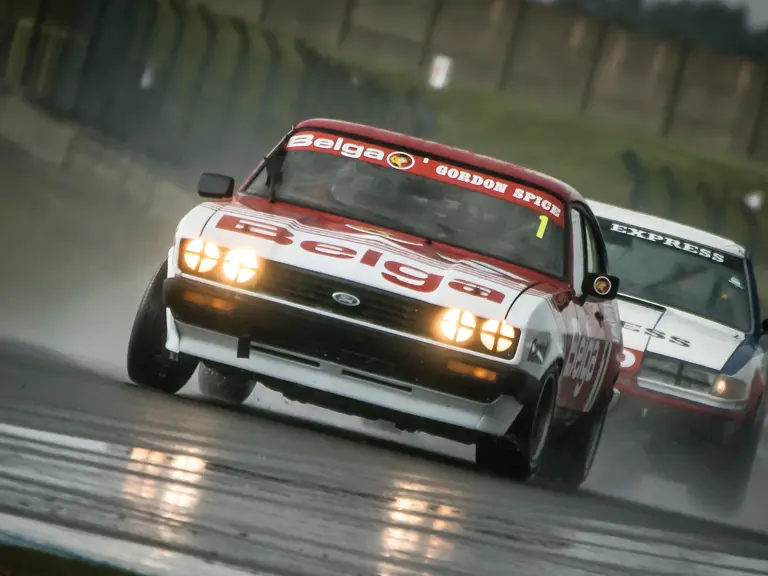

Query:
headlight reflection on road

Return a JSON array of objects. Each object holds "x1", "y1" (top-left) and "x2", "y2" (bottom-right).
[
  {"x1": 378, "y1": 480, "x2": 462, "y2": 575},
  {"x1": 122, "y1": 446, "x2": 208, "y2": 541}
]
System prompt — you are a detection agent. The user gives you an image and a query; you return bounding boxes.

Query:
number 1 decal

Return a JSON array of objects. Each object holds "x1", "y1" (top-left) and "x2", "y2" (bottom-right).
[{"x1": 536, "y1": 215, "x2": 549, "y2": 239}]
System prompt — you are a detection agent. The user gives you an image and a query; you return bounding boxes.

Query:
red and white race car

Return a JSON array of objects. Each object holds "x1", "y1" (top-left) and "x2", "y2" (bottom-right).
[{"x1": 127, "y1": 119, "x2": 623, "y2": 489}]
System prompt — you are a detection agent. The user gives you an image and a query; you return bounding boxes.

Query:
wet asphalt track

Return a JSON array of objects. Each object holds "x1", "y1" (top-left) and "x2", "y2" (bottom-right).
[{"x1": 1, "y1": 342, "x2": 768, "y2": 576}]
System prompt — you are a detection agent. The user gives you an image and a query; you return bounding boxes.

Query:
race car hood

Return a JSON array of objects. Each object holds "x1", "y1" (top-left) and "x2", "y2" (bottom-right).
[
  {"x1": 617, "y1": 296, "x2": 744, "y2": 370},
  {"x1": 194, "y1": 201, "x2": 564, "y2": 320}
]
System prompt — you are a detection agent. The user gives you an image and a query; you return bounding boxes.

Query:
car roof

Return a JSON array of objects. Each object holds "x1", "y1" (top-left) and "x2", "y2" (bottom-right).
[
  {"x1": 293, "y1": 118, "x2": 585, "y2": 203},
  {"x1": 587, "y1": 199, "x2": 747, "y2": 257}
]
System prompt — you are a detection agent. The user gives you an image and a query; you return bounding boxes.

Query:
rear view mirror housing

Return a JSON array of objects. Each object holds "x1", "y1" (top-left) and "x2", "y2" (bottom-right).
[
  {"x1": 198, "y1": 173, "x2": 234, "y2": 199},
  {"x1": 582, "y1": 273, "x2": 620, "y2": 301}
]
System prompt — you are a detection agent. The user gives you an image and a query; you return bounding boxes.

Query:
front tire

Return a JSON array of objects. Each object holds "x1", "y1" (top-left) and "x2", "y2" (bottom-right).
[
  {"x1": 537, "y1": 386, "x2": 610, "y2": 491},
  {"x1": 127, "y1": 260, "x2": 198, "y2": 393},
  {"x1": 475, "y1": 366, "x2": 558, "y2": 481}
]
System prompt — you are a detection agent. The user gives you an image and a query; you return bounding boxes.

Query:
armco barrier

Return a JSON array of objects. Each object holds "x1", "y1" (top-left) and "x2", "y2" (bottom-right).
[{"x1": 0, "y1": 93, "x2": 197, "y2": 222}]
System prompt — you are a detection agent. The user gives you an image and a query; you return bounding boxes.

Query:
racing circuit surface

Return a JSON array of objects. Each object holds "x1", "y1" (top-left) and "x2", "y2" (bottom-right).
[{"x1": 2, "y1": 137, "x2": 768, "y2": 575}]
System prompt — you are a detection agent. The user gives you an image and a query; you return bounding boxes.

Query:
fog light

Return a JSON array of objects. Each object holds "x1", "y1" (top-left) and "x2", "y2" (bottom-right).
[
  {"x1": 447, "y1": 360, "x2": 497, "y2": 382},
  {"x1": 183, "y1": 290, "x2": 234, "y2": 311}
]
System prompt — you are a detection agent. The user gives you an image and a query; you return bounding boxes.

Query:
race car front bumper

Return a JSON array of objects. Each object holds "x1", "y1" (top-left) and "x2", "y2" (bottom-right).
[
  {"x1": 163, "y1": 276, "x2": 541, "y2": 441},
  {"x1": 608, "y1": 388, "x2": 743, "y2": 446}
]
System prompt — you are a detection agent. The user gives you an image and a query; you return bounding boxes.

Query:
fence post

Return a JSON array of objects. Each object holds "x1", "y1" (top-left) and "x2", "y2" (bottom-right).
[
  {"x1": 214, "y1": 17, "x2": 250, "y2": 168},
  {"x1": 0, "y1": 0, "x2": 19, "y2": 84},
  {"x1": 497, "y1": 0, "x2": 529, "y2": 91},
  {"x1": 621, "y1": 149, "x2": 648, "y2": 209},
  {"x1": 746, "y1": 69, "x2": 768, "y2": 159},
  {"x1": 579, "y1": 18, "x2": 609, "y2": 114},
  {"x1": 740, "y1": 201, "x2": 760, "y2": 259},
  {"x1": 661, "y1": 42, "x2": 690, "y2": 137},
  {"x1": 418, "y1": 0, "x2": 443, "y2": 70},
  {"x1": 660, "y1": 167, "x2": 683, "y2": 219},
  {"x1": 255, "y1": 29, "x2": 282, "y2": 134},
  {"x1": 694, "y1": 182, "x2": 726, "y2": 233},
  {"x1": 119, "y1": 0, "x2": 159, "y2": 144},
  {"x1": 73, "y1": 0, "x2": 108, "y2": 118},
  {"x1": 294, "y1": 38, "x2": 321, "y2": 122},
  {"x1": 143, "y1": 0, "x2": 187, "y2": 158},
  {"x1": 183, "y1": 4, "x2": 217, "y2": 146},
  {"x1": 337, "y1": 0, "x2": 356, "y2": 47},
  {"x1": 20, "y1": 0, "x2": 49, "y2": 97}
]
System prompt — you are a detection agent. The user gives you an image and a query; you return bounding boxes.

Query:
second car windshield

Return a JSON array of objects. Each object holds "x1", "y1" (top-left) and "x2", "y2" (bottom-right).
[
  {"x1": 243, "y1": 131, "x2": 568, "y2": 278},
  {"x1": 597, "y1": 217, "x2": 752, "y2": 332}
]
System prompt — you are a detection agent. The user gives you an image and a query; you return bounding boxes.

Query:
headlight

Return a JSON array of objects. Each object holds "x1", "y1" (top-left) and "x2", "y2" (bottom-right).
[
  {"x1": 437, "y1": 309, "x2": 476, "y2": 343},
  {"x1": 182, "y1": 239, "x2": 220, "y2": 273},
  {"x1": 638, "y1": 355, "x2": 678, "y2": 385},
  {"x1": 711, "y1": 375, "x2": 749, "y2": 401},
  {"x1": 680, "y1": 364, "x2": 717, "y2": 391},
  {"x1": 480, "y1": 319, "x2": 517, "y2": 353},
  {"x1": 223, "y1": 249, "x2": 260, "y2": 283}
]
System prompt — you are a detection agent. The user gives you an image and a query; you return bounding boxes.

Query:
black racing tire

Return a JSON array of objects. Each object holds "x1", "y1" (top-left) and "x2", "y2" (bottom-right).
[
  {"x1": 687, "y1": 404, "x2": 764, "y2": 517},
  {"x1": 537, "y1": 385, "x2": 611, "y2": 492},
  {"x1": 126, "y1": 260, "x2": 198, "y2": 394},
  {"x1": 199, "y1": 363, "x2": 256, "y2": 405},
  {"x1": 475, "y1": 366, "x2": 558, "y2": 481}
]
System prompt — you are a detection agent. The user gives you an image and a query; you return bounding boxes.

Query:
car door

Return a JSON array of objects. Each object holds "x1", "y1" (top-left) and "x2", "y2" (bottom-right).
[{"x1": 560, "y1": 208, "x2": 611, "y2": 412}]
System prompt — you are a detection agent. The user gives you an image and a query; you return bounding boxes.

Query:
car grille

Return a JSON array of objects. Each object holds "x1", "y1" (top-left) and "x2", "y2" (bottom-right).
[
  {"x1": 637, "y1": 353, "x2": 713, "y2": 393},
  {"x1": 254, "y1": 260, "x2": 440, "y2": 336}
]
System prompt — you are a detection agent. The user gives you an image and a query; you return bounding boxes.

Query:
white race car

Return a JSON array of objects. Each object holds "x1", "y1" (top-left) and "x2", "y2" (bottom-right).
[
  {"x1": 128, "y1": 119, "x2": 623, "y2": 489},
  {"x1": 589, "y1": 199, "x2": 767, "y2": 513}
]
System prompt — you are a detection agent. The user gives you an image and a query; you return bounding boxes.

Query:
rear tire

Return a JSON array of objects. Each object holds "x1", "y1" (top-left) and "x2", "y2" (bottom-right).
[
  {"x1": 537, "y1": 386, "x2": 610, "y2": 491},
  {"x1": 475, "y1": 366, "x2": 558, "y2": 481},
  {"x1": 127, "y1": 260, "x2": 198, "y2": 394},
  {"x1": 199, "y1": 363, "x2": 256, "y2": 405}
]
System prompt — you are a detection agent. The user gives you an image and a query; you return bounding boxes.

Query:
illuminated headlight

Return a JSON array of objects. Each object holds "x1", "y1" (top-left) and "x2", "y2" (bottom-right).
[
  {"x1": 480, "y1": 319, "x2": 517, "y2": 353},
  {"x1": 437, "y1": 309, "x2": 476, "y2": 344},
  {"x1": 223, "y1": 249, "x2": 260, "y2": 284},
  {"x1": 711, "y1": 375, "x2": 749, "y2": 401},
  {"x1": 182, "y1": 239, "x2": 220, "y2": 273}
]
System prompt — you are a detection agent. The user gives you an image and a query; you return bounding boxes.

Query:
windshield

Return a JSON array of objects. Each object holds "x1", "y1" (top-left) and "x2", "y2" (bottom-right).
[
  {"x1": 597, "y1": 217, "x2": 752, "y2": 332},
  {"x1": 243, "y1": 130, "x2": 568, "y2": 278}
]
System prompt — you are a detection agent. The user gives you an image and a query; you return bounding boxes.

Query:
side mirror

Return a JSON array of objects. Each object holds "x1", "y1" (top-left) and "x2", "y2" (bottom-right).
[
  {"x1": 198, "y1": 173, "x2": 234, "y2": 199},
  {"x1": 582, "y1": 272, "x2": 620, "y2": 301},
  {"x1": 761, "y1": 318, "x2": 768, "y2": 335}
]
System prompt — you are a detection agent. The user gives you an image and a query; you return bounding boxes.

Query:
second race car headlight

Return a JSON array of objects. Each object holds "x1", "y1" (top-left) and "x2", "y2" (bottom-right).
[
  {"x1": 437, "y1": 309, "x2": 476, "y2": 344},
  {"x1": 480, "y1": 320, "x2": 517, "y2": 353},
  {"x1": 711, "y1": 375, "x2": 749, "y2": 401},
  {"x1": 182, "y1": 239, "x2": 220, "y2": 273},
  {"x1": 223, "y1": 249, "x2": 260, "y2": 284}
]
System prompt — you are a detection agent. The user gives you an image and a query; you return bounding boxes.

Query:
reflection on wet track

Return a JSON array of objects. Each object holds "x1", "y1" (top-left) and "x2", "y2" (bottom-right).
[{"x1": 1, "y1": 343, "x2": 768, "y2": 575}]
